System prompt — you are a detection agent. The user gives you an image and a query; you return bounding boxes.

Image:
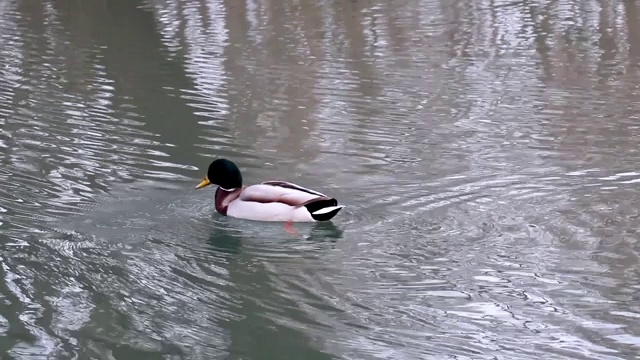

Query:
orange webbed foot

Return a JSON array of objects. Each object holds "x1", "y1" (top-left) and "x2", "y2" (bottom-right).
[{"x1": 284, "y1": 220, "x2": 296, "y2": 234}]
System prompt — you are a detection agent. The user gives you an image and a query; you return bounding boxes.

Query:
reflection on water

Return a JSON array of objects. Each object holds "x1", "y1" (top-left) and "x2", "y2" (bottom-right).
[{"x1": 1, "y1": 0, "x2": 640, "y2": 358}]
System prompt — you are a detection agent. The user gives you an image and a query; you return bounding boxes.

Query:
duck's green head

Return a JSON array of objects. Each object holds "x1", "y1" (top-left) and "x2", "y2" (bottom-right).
[{"x1": 195, "y1": 158, "x2": 243, "y2": 190}]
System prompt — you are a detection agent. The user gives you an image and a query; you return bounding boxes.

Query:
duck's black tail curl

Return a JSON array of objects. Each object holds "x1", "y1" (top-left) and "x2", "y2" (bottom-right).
[{"x1": 303, "y1": 198, "x2": 344, "y2": 221}]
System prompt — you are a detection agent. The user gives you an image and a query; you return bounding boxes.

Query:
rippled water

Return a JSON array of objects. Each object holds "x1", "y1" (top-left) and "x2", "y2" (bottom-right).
[{"x1": 2, "y1": 0, "x2": 640, "y2": 358}]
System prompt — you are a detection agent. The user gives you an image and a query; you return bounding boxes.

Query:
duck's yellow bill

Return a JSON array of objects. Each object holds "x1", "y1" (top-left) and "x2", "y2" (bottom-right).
[{"x1": 195, "y1": 177, "x2": 211, "y2": 189}]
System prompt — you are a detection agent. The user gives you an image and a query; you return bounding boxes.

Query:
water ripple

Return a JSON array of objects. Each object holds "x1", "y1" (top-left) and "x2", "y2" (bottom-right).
[{"x1": 3, "y1": 0, "x2": 640, "y2": 358}]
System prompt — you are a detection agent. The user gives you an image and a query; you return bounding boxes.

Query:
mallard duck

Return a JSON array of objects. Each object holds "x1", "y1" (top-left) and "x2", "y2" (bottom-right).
[{"x1": 195, "y1": 159, "x2": 344, "y2": 222}]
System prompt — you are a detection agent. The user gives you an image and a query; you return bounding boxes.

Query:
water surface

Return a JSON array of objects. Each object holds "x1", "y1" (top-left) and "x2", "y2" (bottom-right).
[{"x1": 1, "y1": 0, "x2": 640, "y2": 359}]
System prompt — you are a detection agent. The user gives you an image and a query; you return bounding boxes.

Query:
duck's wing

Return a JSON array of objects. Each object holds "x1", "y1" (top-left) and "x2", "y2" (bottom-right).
[
  {"x1": 261, "y1": 181, "x2": 328, "y2": 197},
  {"x1": 239, "y1": 181, "x2": 329, "y2": 207}
]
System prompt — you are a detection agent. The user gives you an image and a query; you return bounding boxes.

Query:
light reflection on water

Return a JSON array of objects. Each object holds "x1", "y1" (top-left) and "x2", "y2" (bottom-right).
[{"x1": 1, "y1": 0, "x2": 640, "y2": 358}]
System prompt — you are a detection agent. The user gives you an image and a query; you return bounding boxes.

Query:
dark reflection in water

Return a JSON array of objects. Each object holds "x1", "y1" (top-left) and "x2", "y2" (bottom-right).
[{"x1": 1, "y1": 0, "x2": 640, "y2": 358}]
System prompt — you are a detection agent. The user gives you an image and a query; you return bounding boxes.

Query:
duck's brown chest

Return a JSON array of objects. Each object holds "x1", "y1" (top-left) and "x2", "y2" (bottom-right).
[{"x1": 214, "y1": 187, "x2": 241, "y2": 215}]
